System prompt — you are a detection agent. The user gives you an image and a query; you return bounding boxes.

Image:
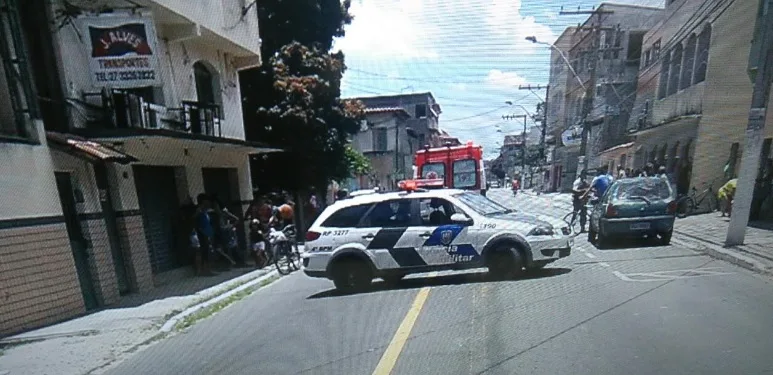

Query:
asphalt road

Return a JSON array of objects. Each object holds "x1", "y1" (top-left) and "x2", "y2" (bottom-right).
[{"x1": 105, "y1": 189, "x2": 773, "y2": 375}]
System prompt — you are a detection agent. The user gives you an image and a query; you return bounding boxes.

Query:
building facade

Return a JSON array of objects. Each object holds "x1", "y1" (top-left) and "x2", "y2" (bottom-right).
[
  {"x1": 0, "y1": 0, "x2": 272, "y2": 336},
  {"x1": 549, "y1": 3, "x2": 663, "y2": 191},
  {"x1": 354, "y1": 93, "x2": 443, "y2": 149},
  {"x1": 626, "y1": 0, "x2": 773, "y2": 208},
  {"x1": 350, "y1": 107, "x2": 416, "y2": 190}
]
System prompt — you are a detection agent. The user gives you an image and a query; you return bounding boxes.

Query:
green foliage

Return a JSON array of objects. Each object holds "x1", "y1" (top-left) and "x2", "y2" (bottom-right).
[
  {"x1": 241, "y1": 1, "x2": 362, "y2": 192},
  {"x1": 345, "y1": 145, "x2": 371, "y2": 175}
]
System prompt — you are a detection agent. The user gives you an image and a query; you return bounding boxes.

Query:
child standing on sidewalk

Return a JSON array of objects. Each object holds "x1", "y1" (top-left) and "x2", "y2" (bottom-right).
[{"x1": 249, "y1": 219, "x2": 268, "y2": 268}]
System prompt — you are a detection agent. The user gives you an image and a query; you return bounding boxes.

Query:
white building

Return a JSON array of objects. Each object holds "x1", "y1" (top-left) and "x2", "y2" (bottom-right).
[{"x1": 0, "y1": 0, "x2": 275, "y2": 336}]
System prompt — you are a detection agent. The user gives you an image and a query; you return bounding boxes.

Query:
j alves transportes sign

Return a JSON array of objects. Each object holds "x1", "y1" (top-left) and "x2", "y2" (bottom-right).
[{"x1": 80, "y1": 15, "x2": 161, "y2": 88}]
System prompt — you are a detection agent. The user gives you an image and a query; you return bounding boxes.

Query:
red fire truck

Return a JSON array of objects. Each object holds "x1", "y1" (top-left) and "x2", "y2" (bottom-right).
[{"x1": 412, "y1": 141, "x2": 488, "y2": 195}]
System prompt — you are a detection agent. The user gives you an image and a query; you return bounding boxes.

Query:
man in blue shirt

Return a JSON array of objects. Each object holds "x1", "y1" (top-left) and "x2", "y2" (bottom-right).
[{"x1": 584, "y1": 167, "x2": 612, "y2": 201}]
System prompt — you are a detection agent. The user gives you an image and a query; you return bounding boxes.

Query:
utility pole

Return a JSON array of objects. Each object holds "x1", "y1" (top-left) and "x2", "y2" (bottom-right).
[
  {"x1": 518, "y1": 84, "x2": 549, "y2": 162},
  {"x1": 502, "y1": 114, "x2": 529, "y2": 181},
  {"x1": 726, "y1": 2, "x2": 773, "y2": 245},
  {"x1": 559, "y1": 6, "x2": 613, "y2": 178}
]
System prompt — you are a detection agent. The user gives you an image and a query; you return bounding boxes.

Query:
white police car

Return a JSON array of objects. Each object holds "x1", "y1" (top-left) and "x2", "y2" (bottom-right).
[{"x1": 302, "y1": 180, "x2": 573, "y2": 291}]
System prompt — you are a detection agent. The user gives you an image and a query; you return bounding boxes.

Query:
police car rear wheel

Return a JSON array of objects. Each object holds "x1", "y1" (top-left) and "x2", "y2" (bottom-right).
[{"x1": 332, "y1": 259, "x2": 372, "y2": 291}]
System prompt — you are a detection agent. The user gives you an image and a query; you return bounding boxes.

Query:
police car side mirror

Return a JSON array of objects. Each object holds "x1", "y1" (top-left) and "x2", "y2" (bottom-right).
[{"x1": 450, "y1": 213, "x2": 473, "y2": 225}]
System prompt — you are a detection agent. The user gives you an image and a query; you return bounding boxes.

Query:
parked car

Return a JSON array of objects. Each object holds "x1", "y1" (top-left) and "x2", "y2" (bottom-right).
[{"x1": 588, "y1": 177, "x2": 677, "y2": 247}]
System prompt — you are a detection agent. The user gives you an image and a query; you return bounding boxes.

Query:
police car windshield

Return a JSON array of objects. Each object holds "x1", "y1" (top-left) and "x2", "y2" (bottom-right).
[{"x1": 454, "y1": 191, "x2": 513, "y2": 216}]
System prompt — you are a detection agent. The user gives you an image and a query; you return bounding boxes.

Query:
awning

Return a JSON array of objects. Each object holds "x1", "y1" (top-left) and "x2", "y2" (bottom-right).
[
  {"x1": 69, "y1": 127, "x2": 283, "y2": 155},
  {"x1": 46, "y1": 132, "x2": 138, "y2": 164}
]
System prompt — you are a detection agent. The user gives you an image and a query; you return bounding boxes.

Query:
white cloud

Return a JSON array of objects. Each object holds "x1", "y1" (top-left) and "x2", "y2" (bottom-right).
[
  {"x1": 333, "y1": 0, "x2": 439, "y2": 59},
  {"x1": 485, "y1": 0, "x2": 556, "y2": 54},
  {"x1": 450, "y1": 83, "x2": 468, "y2": 91},
  {"x1": 485, "y1": 69, "x2": 528, "y2": 89}
]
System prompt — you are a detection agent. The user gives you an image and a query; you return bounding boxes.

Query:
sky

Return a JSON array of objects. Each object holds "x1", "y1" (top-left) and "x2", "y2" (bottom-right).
[{"x1": 334, "y1": 0, "x2": 665, "y2": 159}]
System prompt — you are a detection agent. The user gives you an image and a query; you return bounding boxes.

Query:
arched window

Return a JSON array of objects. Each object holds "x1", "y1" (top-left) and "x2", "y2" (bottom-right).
[
  {"x1": 658, "y1": 51, "x2": 670, "y2": 99},
  {"x1": 668, "y1": 44, "x2": 682, "y2": 96},
  {"x1": 193, "y1": 61, "x2": 217, "y2": 105},
  {"x1": 680, "y1": 35, "x2": 697, "y2": 90},
  {"x1": 694, "y1": 24, "x2": 711, "y2": 84}
]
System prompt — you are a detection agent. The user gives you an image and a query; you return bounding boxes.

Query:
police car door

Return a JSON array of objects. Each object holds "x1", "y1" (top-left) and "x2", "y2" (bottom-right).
[
  {"x1": 357, "y1": 198, "x2": 418, "y2": 271},
  {"x1": 411, "y1": 197, "x2": 480, "y2": 266}
]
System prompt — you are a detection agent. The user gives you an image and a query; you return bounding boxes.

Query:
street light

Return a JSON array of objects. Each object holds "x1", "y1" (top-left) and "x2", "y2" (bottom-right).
[
  {"x1": 505, "y1": 101, "x2": 536, "y2": 119},
  {"x1": 525, "y1": 36, "x2": 586, "y2": 91}
]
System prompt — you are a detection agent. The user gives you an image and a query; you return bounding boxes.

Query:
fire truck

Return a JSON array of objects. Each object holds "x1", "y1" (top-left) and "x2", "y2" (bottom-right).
[{"x1": 412, "y1": 141, "x2": 488, "y2": 196}]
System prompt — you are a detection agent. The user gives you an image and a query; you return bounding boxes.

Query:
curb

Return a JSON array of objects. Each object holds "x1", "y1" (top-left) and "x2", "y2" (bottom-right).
[
  {"x1": 672, "y1": 233, "x2": 773, "y2": 277},
  {"x1": 159, "y1": 269, "x2": 280, "y2": 333}
]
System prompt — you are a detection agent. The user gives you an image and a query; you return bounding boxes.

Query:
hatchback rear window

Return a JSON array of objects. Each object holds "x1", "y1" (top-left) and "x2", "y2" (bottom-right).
[
  {"x1": 614, "y1": 178, "x2": 672, "y2": 201},
  {"x1": 321, "y1": 204, "x2": 372, "y2": 227}
]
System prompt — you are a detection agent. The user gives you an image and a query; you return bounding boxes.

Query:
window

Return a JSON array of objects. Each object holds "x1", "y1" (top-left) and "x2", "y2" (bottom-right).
[
  {"x1": 627, "y1": 32, "x2": 644, "y2": 61},
  {"x1": 652, "y1": 40, "x2": 661, "y2": 61},
  {"x1": 643, "y1": 49, "x2": 652, "y2": 67},
  {"x1": 321, "y1": 204, "x2": 372, "y2": 227},
  {"x1": 668, "y1": 44, "x2": 682, "y2": 96},
  {"x1": 694, "y1": 24, "x2": 711, "y2": 84},
  {"x1": 415, "y1": 104, "x2": 427, "y2": 118},
  {"x1": 418, "y1": 197, "x2": 458, "y2": 226},
  {"x1": 421, "y1": 162, "x2": 445, "y2": 179},
  {"x1": 453, "y1": 191, "x2": 511, "y2": 216},
  {"x1": 0, "y1": 2, "x2": 38, "y2": 139},
  {"x1": 373, "y1": 127, "x2": 388, "y2": 151},
  {"x1": 681, "y1": 34, "x2": 697, "y2": 90},
  {"x1": 361, "y1": 199, "x2": 413, "y2": 228},
  {"x1": 453, "y1": 159, "x2": 477, "y2": 188},
  {"x1": 658, "y1": 51, "x2": 670, "y2": 99},
  {"x1": 614, "y1": 178, "x2": 672, "y2": 201}
]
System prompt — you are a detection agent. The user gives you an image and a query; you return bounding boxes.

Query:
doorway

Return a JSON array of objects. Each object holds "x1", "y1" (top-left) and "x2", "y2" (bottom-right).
[
  {"x1": 202, "y1": 168, "x2": 245, "y2": 250},
  {"x1": 133, "y1": 166, "x2": 183, "y2": 273},
  {"x1": 54, "y1": 172, "x2": 99, "y2": 310}
]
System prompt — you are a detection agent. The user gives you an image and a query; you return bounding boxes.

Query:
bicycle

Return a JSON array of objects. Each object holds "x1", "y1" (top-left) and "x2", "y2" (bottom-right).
[
  {"x1": 563, "y1": 199, "x2": 595, "y2": 234},
  {"x1": 676, "y1": 181, "x2": 717, "y2": 218},
  {"x1": 269, "y1": 224, "x2": 301, "y2": 275}
]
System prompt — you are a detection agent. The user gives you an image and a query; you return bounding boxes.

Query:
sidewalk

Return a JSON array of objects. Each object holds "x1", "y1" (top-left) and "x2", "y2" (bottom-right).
[
  {"x1": 673, "y1": 214, "x2": 773, "y2": 276},
  {"x1": 0, "y1": 261, "x2": 284, "y2": 375}
]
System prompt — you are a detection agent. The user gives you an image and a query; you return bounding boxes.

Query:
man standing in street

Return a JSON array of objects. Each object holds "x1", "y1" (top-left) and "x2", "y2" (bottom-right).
[
  {"x1": 194, "y1": 193, "x2": 216, "y2": 276},
  {"x1": 572, "y1": 171, "x2": 590, "y2": 232},
  {"x1": 584, "y1": 167, "x2": 612, "y2": 202}
]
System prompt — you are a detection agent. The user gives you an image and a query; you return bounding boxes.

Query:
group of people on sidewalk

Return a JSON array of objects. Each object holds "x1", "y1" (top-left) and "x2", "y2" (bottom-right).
[{"x1": 184, "y1": 191, "x2": 300, "y2": 277}]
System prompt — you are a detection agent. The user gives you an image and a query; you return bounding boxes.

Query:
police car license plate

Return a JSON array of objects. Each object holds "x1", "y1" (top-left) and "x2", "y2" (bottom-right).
[{"x1": 630, "y1": 222, "x2": 650, "y2": 230}]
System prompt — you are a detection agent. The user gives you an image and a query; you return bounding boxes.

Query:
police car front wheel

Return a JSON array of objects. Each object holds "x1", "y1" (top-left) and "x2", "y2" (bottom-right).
[
  {"x1": 486, "y1": 245, "x2": 524, "y2": 279},
  {"x1": 331, "y1": 258, "x2": 373, "y2": 291}
]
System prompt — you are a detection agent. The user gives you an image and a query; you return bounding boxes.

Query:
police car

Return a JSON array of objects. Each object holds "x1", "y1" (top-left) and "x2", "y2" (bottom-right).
[{"x1": 302, "y1": 179, "x2": 573, "y2": 291}]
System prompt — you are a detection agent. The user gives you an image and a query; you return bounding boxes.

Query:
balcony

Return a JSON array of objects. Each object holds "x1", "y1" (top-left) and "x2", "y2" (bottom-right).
[{"x1": 82, "y1": 90, "x2": 223, "y2": 138}]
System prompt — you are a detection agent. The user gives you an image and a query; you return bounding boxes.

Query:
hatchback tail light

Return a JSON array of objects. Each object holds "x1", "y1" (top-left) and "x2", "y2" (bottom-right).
[
  {"x1": 605, "y1": 204, "x2": 618, "y2": 217},
  {"x1": 305, "y1": 231, "x2": 321, "y2": 242},
  {"x1": 667, "y1": 200, "x2": 677, "y2": 214}
]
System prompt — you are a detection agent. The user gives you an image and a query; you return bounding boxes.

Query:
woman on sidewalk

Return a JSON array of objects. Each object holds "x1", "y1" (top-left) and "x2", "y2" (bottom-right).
[{"x1": 718, "y1": 178, "x2": 737, "y2": 217}]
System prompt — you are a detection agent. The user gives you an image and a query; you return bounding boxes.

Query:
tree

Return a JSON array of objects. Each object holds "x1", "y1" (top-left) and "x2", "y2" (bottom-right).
[{"x1": 241, "y1": 1, "x2": 360, "y2": 193}]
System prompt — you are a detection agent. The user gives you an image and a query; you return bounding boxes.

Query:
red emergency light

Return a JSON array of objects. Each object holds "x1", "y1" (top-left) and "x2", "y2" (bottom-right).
[{"x1": 398, "y1": 179, "x2": 445, "y2": 191}]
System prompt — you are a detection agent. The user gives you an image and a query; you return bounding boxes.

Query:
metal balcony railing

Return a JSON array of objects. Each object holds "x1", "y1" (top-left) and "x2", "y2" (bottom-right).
[{"x1": 99, "y1": 90, "x2": 222, "y2": 137}]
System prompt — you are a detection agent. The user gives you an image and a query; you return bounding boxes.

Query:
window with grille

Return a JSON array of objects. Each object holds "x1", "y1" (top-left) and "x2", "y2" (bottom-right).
[
  {"x1": 0, "y1": 0, "x2": 38, "y2": 140},
  {"x1": 373, "y1": 127, "x2": 388, "y2": 151}
]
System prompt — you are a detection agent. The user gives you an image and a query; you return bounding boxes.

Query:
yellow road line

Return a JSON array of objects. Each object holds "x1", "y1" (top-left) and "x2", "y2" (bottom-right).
[{"x1": 371, "y1": 272, "x2": 438, "y2": 375}]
